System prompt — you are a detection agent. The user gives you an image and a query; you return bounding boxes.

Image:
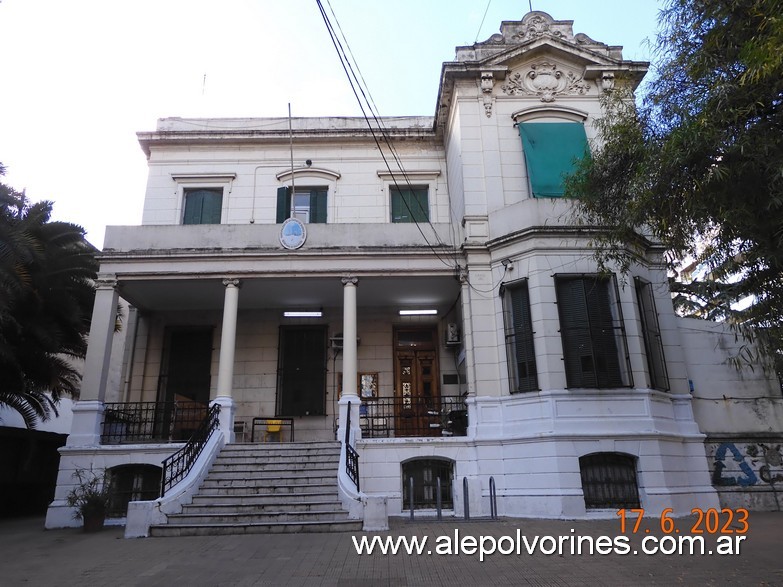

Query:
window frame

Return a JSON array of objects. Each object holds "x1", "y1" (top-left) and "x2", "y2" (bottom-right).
[
  {"x1": 172, "y1": 173, "x2": 234, "y2": 226},
  {"x1": 182, "y1": 187, "x2": 224, "y2": 225},
  {"x1": 512, "y1": 106, "x2": 590, "y2": 199},
  {"x1": 501, "y1": 278, "x2": 539, "y2": 393},
  {"x1": 276, "y1": 186, "x2": 328, "y2": 224},
  {"x1": 634, "y1": 277, "x2": 670, "y2": 391},
  {"x1": 389, "y1": 185, "x2": 429, "y2": 223},
  {"x1": 555, "y1": 273, "x2": 633, "y2": 389}
]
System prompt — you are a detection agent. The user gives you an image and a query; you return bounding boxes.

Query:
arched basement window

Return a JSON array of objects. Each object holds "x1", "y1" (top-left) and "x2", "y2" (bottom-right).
[
  {"x1": 579, "y1": 453, "x2": 640, "y2": 509},
  {"x1": 106, "y1": 464, "x2": 162, "y2": 518},
  {"x1": 402, "y1": 458, "x2": 454, "y2": 510}
]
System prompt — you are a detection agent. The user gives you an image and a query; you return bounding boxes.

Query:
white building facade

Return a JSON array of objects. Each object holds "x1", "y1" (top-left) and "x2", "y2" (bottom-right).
[{"x1": 46, "y1": 12, "x2": 783, "y2": 531}]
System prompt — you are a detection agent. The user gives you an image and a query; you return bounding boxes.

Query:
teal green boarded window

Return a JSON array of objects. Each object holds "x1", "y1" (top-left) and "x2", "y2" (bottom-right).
[
  {"x1": 391, "y1": 186, "x2": 428, "y2": 223},
  {"x1": 517, "y1": 122, "x2": 589, "y2": 197},
  {"x1": 183, "y1": 188, "x2": 223, "y2": 224},
  {"x1": 276, "y1": 187, "x2": 327, "y2": 223}
]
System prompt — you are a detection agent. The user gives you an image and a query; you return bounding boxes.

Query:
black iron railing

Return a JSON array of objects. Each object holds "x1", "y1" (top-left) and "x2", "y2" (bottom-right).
[
  {"x1": 359, "y1": 395, "x2": 467, "y2": 438},
  {"x1": 160, "y1": 403, "x2": 221, "y2": 497},
  {"x1": 345, "y1": 401, "x2": 360, "y2": 492},
  {"x1": 250, "y1": 417, "x2": 295, "y2": 443},
  {"x1": 101, "y1": 401, "x2": 209, "y2": 444}
]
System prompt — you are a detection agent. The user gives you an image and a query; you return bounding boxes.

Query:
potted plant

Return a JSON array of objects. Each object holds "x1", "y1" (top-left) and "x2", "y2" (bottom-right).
[{"x1": 65, "y1": 467, "x2": 112, "y2": 532}]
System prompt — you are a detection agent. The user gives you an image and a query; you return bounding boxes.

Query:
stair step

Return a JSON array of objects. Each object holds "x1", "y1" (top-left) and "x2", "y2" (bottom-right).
[
  {"x1": 201, "y1": 476, "x2": 337, "y2": 487},
  {"x1": 211, "y1": 455, "x2": 339, "y2": 467},
  {"x1": 155, "y1": 440, "x2": 351, "y2": 536},
  {"x1": 150, "y1": 519, "x2": 363, "y2": 537},
  {"x1": 200, "y1": 483, "x2": 338, "y2": 496},
  {"x1": 204, "y1": 472, "x2": 338, "y2": 483},
  {"x1": 167, "y1": 510, "x2": 351, "y2": 525},
  {"x1": 209, "y1": 463, "x2": 337, "y2": 475},
  {"x1": 183, "y1": 500, "x2": 343, "y2": 514},
  {"x1": 191, "y1": 492, "x2": 339, "y2": 506}
]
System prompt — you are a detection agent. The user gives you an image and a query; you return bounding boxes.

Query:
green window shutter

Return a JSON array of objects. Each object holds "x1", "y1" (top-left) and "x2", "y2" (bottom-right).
[
  {"x1": 183, "y1": 190, "x2": 204, "y2": 225},
  {"x1": 518, "y1": 122, "x2": 589, "y2": 197},
  {"x1": 183, "y1": 189, "x2": 222, "y2": 224},
  {"x1": 201, "y1": 190, "x2": 222, "y2": 224},
  {"x1": 310, "y1": 189, "x2": 327, "y2": 224},
  {"x1": 391, "y1": 187, "x2": 428, "y2": 223},
  {"x1": 505, "y1": 281, "x2": 538, "y2": 392},
  {"x1": 555, "y1": 275, "x2": 625, "y2": 389},
  {"x1": 276, "y1": 186, "x2": 292, "y2": 223}
]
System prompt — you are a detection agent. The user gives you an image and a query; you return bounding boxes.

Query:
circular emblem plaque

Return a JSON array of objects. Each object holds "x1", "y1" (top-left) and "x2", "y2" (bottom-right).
[{"x1": 279, "y1": 217, "x2": 307, "y2": 250}]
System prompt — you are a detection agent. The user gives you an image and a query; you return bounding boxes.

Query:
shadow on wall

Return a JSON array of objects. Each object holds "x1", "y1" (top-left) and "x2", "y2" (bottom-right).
[{"x1": 0, "y1": 427, "x2": 67, "y2": 517}]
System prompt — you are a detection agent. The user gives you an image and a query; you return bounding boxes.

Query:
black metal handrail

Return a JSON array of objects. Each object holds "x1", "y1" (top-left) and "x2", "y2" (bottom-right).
[
  {"x1": 359, "y1": 395, "x2": 467, "y2": 438},
  {"x1": 160, "y1": 403, "x2": 220, "y2": 497},
  {"x1": 101, "y1": 401, "x2": 209, "y2": 444},
  {"x1": 345, "y1": 401, "x2": 360, "y2": 492}
]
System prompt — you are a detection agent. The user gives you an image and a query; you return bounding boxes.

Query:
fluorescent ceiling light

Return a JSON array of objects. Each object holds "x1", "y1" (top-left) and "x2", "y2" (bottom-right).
[
  {"x1": 284, "y1": 311, "x2": 323, "y2": 318},
  {"x1": 399, "y1": 309, "x2": 437, "y2": 316}
]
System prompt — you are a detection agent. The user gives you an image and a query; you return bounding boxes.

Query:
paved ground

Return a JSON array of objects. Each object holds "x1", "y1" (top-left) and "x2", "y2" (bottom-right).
[{"x1": 1, "y1": 512, "x2": 781, "y2": 586}]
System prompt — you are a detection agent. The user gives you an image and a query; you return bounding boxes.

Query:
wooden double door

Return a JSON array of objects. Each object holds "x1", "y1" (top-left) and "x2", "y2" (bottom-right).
[{"x1": 394, "y1": 328, "x2": 440, "y2": 437}]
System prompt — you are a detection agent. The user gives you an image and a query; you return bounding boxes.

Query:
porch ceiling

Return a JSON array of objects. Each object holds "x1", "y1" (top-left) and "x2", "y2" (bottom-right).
[{"x1": 117, "y1": 275, "x2": 461, "y2": 314}]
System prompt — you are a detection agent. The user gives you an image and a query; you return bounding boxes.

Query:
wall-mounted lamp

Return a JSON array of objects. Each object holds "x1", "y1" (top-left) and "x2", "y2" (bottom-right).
[
  {"x1": 399, "y1": 309, "x2": 438, "y2": 316},
  {"x1": 501, "y1": 258, "x2": 514, "y2": 271},
  {"x1": 283, "y1": 310, "x2": 323, "y2": 318}
]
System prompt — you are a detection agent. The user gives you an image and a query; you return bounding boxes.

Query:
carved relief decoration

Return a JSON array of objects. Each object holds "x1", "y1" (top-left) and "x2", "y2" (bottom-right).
[
  {"x1": 480, "y1": 72, "x2": 495, "y2": 118},
  {"x1": 511, "y1": 13, "x2": 566, "y2": 42},
  {"x1": 501, "y1": 62, "x2": 591, "y2": 102}
]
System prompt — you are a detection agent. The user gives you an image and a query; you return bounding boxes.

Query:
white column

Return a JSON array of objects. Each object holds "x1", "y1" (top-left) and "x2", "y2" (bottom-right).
[
  {"x1": 67, "y1": 276, "x2": 117, "y2": 446},
  {"x1": 341, "y1": 277, "x2": 359, "y2": 401},
  {"x1": 214, "y1": 278, "x2": 240, "y2": 441},
  {"x1": 338, "y1": 277, "x2": 361, "y2": 442},
  {"x1": 81, "y1": 277, "x2": 119, "y2": 402}
]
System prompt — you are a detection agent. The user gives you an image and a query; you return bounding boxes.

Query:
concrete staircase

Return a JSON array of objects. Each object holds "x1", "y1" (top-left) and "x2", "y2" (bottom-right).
[{"x1": 149, "y1": 441, "x2": 362, "y2": 536}]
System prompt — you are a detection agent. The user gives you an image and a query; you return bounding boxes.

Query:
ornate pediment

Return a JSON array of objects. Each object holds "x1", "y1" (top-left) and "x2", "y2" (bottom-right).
[
  {"x1": 501, "y1": 61, "x2": 591, "y2": 102},
  {"x1": 454, "y1": 11, "x2": 624, "y2": 65}
]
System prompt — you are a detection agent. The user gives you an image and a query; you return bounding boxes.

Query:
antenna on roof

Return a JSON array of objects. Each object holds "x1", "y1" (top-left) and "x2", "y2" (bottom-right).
[
  {"x1": 288, "y1": 103, "x2": 295, "y2": 198},
  {"x1": 529, "y1": 1, "x2": 533, "y2": 12},
  {"x1": 474, "y1": 0, "x2": 491, "y2": 43}
]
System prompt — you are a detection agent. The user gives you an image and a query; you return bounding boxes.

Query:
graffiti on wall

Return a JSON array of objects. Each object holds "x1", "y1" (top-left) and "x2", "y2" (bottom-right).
[{"x1": 710, "y1": 441, "x2": 783, "y2": 487}]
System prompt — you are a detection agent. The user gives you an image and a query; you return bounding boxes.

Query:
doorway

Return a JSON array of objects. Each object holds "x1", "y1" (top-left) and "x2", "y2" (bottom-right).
[
  {"x1": 277, "y1": 326, "x2": 327, "y2": 416},
  {"x1": 394, "y1": 328, "x2": 440, "y2": 437},
  {"x1": 157, "y1": 327, "x2": 213, "y2": 439}
]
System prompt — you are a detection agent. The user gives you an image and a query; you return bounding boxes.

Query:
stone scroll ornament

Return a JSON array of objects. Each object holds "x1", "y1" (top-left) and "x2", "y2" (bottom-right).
[{"x1": 501, "y1": 62, "x2": 591, "y2": 103}]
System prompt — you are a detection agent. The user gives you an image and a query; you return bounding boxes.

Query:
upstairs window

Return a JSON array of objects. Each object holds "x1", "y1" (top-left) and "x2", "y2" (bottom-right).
[
  {"x1": 183, "y1": 188, "x2": 223, "y2": 224},
  {"x1": 634, "y1": 278, "x2": 670, "y2": 391},
  {"x1": 517, "y1": 122, "x2": 589, "y2": 197},
  {"x1": 555, "y1": 274, "x2": 632, "y2": 388},
  {"x1": 502, "y1": 279, "x2": 538, "y2": 393},
  {"x1": 276, "y1": 187, "x2": 327, "y2": 223},
  {"x1": 391, "y1": 186, "x2": 429, "y2": 223}
]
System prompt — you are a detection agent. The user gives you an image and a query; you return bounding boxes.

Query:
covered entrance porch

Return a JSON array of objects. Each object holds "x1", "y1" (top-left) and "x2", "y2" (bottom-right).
[{"x1": 86, "y1": 271, "x2": 465, "y2": 445}]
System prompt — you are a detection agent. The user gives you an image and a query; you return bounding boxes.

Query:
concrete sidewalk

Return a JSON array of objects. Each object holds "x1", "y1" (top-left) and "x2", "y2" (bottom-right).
[{"x1": 1, "y1": 512, "x2": 781, "y2": 586}]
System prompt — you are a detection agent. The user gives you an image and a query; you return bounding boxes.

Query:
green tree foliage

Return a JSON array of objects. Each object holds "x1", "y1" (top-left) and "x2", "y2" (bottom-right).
[
  {"x1": 567, "y1": 0, "x2": 783, "y2": 367},
  {"x1": 0, "y1": 163, "x2": 98, "y2": 427}
]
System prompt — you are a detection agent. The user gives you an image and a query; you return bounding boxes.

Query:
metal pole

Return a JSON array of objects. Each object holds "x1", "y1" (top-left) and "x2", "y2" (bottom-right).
[
  {"x1": 463, "y1": 477, "x2": 470, "y2": 520},
  {"x1": 489, "y1": 476, "x2": 497, "y2": 519},
  {"x1": 409, "y1": 476, "x2": 415, "y2": 521},
  {"x1": 436, "y1": 477, "x2": 442, "y2": 521}
]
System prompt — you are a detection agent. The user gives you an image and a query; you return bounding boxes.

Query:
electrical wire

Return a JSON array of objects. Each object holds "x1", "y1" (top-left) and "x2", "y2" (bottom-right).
[{"x1": 317, "y1": 0, "x2": 459, "y2": 273}]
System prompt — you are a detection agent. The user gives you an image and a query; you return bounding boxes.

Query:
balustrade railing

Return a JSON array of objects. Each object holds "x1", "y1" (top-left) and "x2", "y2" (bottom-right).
[
  {"x1": 102, "y1": 401, "x2": 208, "y2": 444},
  {"x1": 345, "y1": 401, "x2": 360, "y2": 492},
  {"x1": 160, "y1": 403, "x2": 221, "y2": 496},
  {"x1": 359, "y1": 395, "x2": 467, "y2": 438}
]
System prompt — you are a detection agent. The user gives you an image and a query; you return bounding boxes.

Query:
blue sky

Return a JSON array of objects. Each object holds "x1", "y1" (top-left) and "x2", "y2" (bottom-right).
[{"x1": 0, "y1": 0, "x2": 662, "y2": 247}]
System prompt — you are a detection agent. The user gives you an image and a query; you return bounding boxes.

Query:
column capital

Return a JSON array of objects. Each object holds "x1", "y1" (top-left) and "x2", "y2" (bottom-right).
[
  {"x1": 222, "y1": 278, "x2": 241, "y2": 288},
  {"x1": 341, "y1": 276, "x2": 358, "y2": 286},
  {"x1": 95, "y1": 276, "x2": 118, "y2": 290}
]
